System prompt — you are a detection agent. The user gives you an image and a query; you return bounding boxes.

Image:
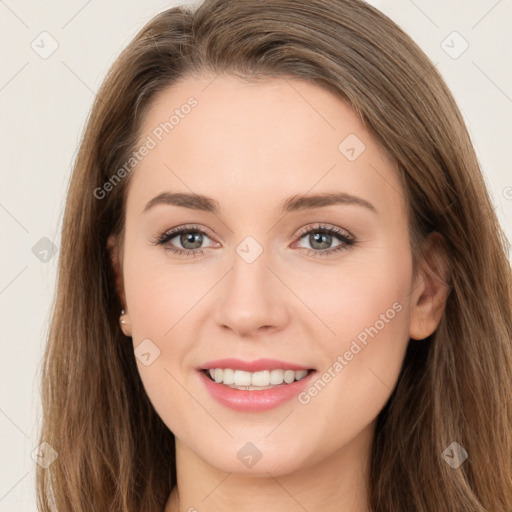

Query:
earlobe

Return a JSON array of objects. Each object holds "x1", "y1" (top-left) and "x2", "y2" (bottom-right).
[
  {"x1": 408, "y1": 232, "x2": 451, "y2": 341},
  {"x1": 107, "y1": 235, "x2": 132, "y2": 336},
  {"x1": 119, "y1": 308, "x2": 132, "y2": 337}
]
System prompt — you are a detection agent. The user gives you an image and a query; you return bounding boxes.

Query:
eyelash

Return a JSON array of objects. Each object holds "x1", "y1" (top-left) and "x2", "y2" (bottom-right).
[{"x1": 151, "y1": 223, "x2": 356, "y2": 258}]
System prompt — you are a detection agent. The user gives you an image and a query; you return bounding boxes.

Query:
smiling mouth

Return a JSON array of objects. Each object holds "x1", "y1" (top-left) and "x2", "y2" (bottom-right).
[{"x1": 202, "y1": 368, "x2": 316, "y2": 390}]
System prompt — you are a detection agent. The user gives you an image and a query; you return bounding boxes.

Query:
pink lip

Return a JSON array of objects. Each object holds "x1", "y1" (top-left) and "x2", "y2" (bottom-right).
[
  {"x1": 199, "y1": 358, "x2": 312, "y2": 372},
  {"x1": 198, "y1": 368, "x2": 316, "y2": 412}
]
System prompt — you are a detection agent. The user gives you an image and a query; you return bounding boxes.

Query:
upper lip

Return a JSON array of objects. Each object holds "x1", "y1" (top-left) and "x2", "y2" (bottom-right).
[{"x1": 199, "y1": 358, "x2": 313, "y2": 372}]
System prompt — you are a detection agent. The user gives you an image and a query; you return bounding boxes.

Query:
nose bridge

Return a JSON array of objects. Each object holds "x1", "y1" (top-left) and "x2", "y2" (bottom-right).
[{"x1": 214, "y1": 238, "x2": 288, "y2": 335}]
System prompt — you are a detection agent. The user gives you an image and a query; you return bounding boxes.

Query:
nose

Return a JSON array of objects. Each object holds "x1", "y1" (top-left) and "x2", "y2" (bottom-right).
[{"x1": 213, "y1": 247, "x2": 290, "y2": 338}]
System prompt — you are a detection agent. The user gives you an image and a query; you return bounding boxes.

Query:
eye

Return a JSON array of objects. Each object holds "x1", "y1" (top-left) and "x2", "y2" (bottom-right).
[
  {"x1": 151, "y1": 223, "x2": 356, "y2": 258},
  {"x1": 151, "y1": 224, "x2": 218, "y2": 257},
  {"x1": 293, "y1": 224, "x2": 356, "y2": 257}
]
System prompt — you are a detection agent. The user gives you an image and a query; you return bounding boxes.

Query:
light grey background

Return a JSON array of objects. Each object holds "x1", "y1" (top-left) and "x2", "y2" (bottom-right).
[{"x1": 0, "y1": 1, "x2": 510, "y2": 510}]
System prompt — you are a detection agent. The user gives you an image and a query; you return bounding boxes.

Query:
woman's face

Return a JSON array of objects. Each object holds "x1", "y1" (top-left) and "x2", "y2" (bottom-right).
[{"x1": 114, "y1": 74, "x2": 427, "y2": 477}]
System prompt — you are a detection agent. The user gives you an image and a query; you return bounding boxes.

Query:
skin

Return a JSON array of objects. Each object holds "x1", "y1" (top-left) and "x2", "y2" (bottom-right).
[{"x1": 108, "y1": 74, "x2": 449, "y2": 512}]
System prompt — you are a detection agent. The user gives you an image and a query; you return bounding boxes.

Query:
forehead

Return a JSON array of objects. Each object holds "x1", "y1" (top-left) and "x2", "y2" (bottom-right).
[{"x1": 127, "y1": 74, "x2": 406, "y2": 224}]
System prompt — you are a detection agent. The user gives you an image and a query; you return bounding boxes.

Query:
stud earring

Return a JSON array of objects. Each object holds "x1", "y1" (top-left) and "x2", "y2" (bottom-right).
[{"x1": 120, "y1": 309, "x2": 126, "y2": 325}]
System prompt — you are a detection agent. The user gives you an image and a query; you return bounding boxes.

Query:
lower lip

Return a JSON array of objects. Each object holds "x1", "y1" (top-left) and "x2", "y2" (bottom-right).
[{"x1": 199, "y1": 370, "x2": 316, "y2": 412}]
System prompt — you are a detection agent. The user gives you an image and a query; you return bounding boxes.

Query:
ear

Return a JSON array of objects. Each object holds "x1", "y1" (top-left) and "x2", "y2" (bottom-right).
[
  {"x1": 408, "y1": 232, "x2": 451, "y2": 340},
  {"x1": 107, "y1": 234, "x2": 132, "y2": 337}
]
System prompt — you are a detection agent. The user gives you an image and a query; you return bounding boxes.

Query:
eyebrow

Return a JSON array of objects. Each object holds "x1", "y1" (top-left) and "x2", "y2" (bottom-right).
[{"x1": 142, "y1": 191, "x2": 377, "y2": 215}]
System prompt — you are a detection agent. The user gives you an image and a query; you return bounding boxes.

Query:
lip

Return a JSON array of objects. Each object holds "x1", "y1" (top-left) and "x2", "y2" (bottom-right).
[
  {"x1": 198, "y1": 368, "x2": 316, "y2": 412},
  {"x1": 199, "y1": 358, "x2": 312, "y2": 372}
]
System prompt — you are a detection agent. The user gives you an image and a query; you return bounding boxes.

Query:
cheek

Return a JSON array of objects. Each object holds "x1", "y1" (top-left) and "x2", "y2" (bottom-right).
[
  {"x1": 121, "y1": 241, "x2": 220, "y2": 396},
  {"x1": 121, "y1": 247, "x2": 206, "y2": 429},
  {"x1": 122, "y1": 242, "x2": 207, "y2": 341},
  {"x1": 294, "y1": 241, "x2": 413, "y2": 436},
  {"x1": 293, "y1": 234, "x2": 412, "y2": 355}
]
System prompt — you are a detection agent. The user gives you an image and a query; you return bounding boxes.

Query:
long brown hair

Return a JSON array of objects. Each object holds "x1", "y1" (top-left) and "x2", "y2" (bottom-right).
[{"x1": 36, "y1": 0, "x2": 512, "y2": 510}]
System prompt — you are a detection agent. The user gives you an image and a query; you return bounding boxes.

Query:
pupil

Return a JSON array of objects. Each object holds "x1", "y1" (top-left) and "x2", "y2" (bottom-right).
[
  {"x1": 311, "y1": 232, "x2": 331, "y2": 250},
  {"x1": 181, "y1": 232, "x2": 202, "y2": 249}
]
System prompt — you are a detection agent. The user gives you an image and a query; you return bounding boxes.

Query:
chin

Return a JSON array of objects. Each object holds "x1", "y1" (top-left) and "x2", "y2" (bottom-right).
[{"x1": 183, "y1": 433, "x2": 316, "y2": 477}]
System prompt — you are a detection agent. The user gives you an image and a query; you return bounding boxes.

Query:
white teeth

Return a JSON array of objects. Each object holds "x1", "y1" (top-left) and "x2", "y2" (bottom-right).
[
  {"x1": 205, "y1": 368, "x2": 310, "y2": 388},
  {"x1": 251, "y1": 370, "x2": 270, "y2": 387},
  {"x1": 284, "y1": 370, "x2": 295, "y2": 384},
  {"x1": 222, "y1": 368, "x2": 235, "y2": 385},
  {"x1": 234, "y1": 370, "x2": 252, "y2": 386},
  {"x1": 270, "y1": 369, "x2": 284, "y2": 385}
]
